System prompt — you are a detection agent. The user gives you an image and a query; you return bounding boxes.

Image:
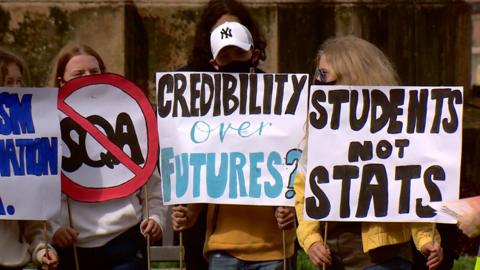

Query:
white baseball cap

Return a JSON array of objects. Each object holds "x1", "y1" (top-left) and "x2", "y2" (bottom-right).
[{"x1": 210, "y1": 21, "x2": 253, "y2": 60}]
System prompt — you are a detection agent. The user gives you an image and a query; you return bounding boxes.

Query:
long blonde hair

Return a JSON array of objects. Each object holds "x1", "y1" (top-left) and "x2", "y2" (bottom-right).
[
  {"x1": 300, "y1": 36, "x2": 400, "y2": 168},
  {"x1": 317, "y1": 35, "x2": 399, "y2": 85}
]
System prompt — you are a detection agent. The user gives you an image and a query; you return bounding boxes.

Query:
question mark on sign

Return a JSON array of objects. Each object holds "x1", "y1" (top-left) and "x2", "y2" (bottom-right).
[{"x1": 285, "y1": 148, "x2": 303, "y2": 199}]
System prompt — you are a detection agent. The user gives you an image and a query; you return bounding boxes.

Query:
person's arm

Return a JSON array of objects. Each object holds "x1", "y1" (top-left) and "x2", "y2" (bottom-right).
[
  {"x1": 294, "y1": 172, "x2": 331, "y2": 266},
  {"x1": 275, "y1": 206, "x2": 295, "y2": 230},
  {"x1": 23, "y1": 220, "x2": 58, "y2": 269},
  {"x1": 457, "y1": 212, "x2": 480, "y2": 237},
  {"x1": 294, "y1": 170, "x2": 332, "y2": 267},
  {"x1": 171, "y1": 204, "x2": 206, "y2": 231},
  {"x1": 50, "y1": 193, "x2": 79, "y2": 248},
  {"x1": 411, "y1": 223, "x2": 443, "y2": 270},
  {"x1": 140, "y1": 168, "x2": 167, "y2": 241},
  {"x1": 295, "y1": 172, "x2": 322, "y2": 250}
]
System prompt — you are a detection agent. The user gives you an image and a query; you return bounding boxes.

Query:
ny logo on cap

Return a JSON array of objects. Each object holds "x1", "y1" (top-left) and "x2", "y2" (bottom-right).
[{"x1": 220, "y1": 27, "x2": 233, "y2": 39}]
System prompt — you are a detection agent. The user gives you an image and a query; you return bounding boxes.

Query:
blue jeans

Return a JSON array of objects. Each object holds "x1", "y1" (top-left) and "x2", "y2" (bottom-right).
[
  {"x1": 321, "y1": 257, "x2": 412, "y2": 270},
  {"x1": 208, "y1": 251, "x2": 291, "y2": 270},
  {"x1": 364, "y1": 258, "x2": 412, "y2": 270}
]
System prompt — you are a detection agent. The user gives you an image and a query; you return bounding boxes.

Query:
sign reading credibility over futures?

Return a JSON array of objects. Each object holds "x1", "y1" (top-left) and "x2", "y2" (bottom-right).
[
  {"x1": 157, "y1": 72, "x2": 308, "y2": 206},
  {"x1": 0, "y1": 87, "x2": 61, "y2": 220},
  {"x1": 305, "y1": 85, "x2": 463, "y2": 223},
  {"x1": 58, "y1": 74, "x2": 159, "y2": 202}
]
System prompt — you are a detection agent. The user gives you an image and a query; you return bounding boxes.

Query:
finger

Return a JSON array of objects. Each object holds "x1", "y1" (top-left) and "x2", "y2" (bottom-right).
[
  {"x1": 311, "y1": 247, "x2": 331, "y2": 265},
  {"x1": 66, "y1": 227, "x2": 77, "y2": 235},
  {"x1": 279, "y1": 220, "x2": 294, "y2": 229},
  {"x1": 427, "y1": 254, "x2": 441, "y2": 265},
  {"x1": 61, "y1": 233, "x2": 72, "y2": 245},
  {"x1": 153, "y1": 230, "x2": 162, "y2": 240},
  {"x1": 173, "y1": 219, "x2": 186, "y2": 228},
  {"x1": 428, "y1": 260, "x2": 440, "y2": 270},
  {"x1": 173, "y1": 217, "x2": 187, "y2": 227},
  {"x1": 68, "y1": 232, "x2": 78, "y2": 242},
  {"x1": 316, "y1": 253, "x2": 332, "y2": 266},
  {"x1": 309, "y1": 253, "x2": 323, "y2": 267},
  {"x1": 140, "y1": 219, "x2": 149, "y2": 230},
  {"x1": 427, "y1": 256, "x2": 440, "y2": 265},
  {"x1": 56, "y1": 238, "x2": 65, "y2": 248},
  {"x1": 172, "y1": 222, "x2": 185, "y2": 231},
  {"x1": 427, "y1": 258, "x2": 440, "y2": 269},
  {"x1": 284, "y1": 215, "x2": 295, "y2": 223},
  {"x1": 151, "y1": 224, "x2": 160, "y2": 236},
  {"x1": 143, "y1": 223, "x2": 153, "y2": 234},
  {"x1": 318, "y1": 251, "x2": 332, "y2": 265},
  {"x1": 277, "y1": 213, "x2": 292, "y2": 221},
  {"x1": 150, "y1": 228, "x2": 159, "y2": 239},
  {"x1": 172, "y1": 210, "x2": 187, "y2": 218},
  {"x1": 66, "y1": 228, "x2": 79, "y2": 241},
  {"x1": 172, "y1": 205, "x2": 186, "y2": 211}
]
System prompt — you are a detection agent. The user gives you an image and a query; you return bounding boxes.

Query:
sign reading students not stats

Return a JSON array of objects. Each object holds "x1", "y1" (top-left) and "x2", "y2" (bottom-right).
[{"x1": 304, "y1": 86, "x2": 463, "y2": 223}]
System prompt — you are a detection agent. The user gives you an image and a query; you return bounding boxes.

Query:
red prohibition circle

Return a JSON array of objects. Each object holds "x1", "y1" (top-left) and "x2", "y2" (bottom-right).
[{"x1": 58, "y1": 73, "x2": 159, "y2": 202}]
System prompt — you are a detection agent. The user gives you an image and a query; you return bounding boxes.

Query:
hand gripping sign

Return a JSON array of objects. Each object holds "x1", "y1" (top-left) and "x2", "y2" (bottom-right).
[{"x1": 58, "y1": 73, "x2": 158, "y2": 202}]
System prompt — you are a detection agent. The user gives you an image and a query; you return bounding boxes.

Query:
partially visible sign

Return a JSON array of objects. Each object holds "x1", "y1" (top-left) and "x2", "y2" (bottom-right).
[{"x1": 0, "y1": 87, "x2": 60, "y2": 220}]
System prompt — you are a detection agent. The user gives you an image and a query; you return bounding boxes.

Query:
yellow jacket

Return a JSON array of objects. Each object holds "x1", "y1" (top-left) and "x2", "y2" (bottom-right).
[
  {"x1": 204, "y1": 204, "x2": 296, "y2": 261},
  {"x1": 294, "y1": 172, "x2": 440, "y2": 253}
]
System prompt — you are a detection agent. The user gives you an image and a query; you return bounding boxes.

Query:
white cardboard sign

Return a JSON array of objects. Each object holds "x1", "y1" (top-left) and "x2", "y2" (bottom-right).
[
  {"x1": 157, "y1": 72, "x2": 308, "y2": 206},
  {"x1": 0, "y1": 87, "x2": 61, "y2": 220},
  {"x1": 305, "y1": 86, "x2": 463, "y2": 223}
]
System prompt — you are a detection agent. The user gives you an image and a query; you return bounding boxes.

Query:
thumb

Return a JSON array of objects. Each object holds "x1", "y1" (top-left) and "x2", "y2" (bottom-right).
[
  {"x1": 140, "y1": 219, "x2": 148, "y2": 233},
  {"x1": 422, "y1": 243, "x2": 434, "y2": 255},
  {"x1": 141, "y1": 218, "x2": 149, "y2": 228}
]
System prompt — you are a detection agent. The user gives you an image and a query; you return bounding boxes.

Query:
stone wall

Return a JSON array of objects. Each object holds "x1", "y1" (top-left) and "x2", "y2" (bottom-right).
[{"x1": 0, "y1": 0, "x2": 472, "y2": 95}]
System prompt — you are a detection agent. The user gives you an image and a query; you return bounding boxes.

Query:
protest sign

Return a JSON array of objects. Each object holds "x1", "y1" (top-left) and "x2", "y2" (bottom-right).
[
  {"x1": 58, "y1": 73, "x2": 158, "y2": 202},
  {"x1": 305, "y1": 86, "x2": 462, "y2": 223},
  {"x1": 0, "y1": 87, "x2": 60, "y2": 220},
  {"x1": 430, "y1": 196, "x2": 480, "y2": 219},
  {"x1": 157, "y1": 72, "x2": 308, "y2": 206}
]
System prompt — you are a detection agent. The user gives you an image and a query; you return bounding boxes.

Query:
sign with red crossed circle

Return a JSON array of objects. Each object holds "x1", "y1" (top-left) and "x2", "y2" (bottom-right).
[{"x1": 58, "y1": 73, "x2": 158, "y2": 202}]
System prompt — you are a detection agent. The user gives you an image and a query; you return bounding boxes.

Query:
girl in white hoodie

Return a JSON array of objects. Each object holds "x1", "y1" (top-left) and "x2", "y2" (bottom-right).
[{"x1": 48, "y1": 43, "x2": 166, "y2": 270}]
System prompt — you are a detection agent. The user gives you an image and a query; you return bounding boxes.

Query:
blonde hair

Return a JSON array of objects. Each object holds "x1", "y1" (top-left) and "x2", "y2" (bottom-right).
[
  {"x1": 317, "y1": 35, "x2": 399, "y2": 85},
  {"x1": 300, "y1": 36, "x2": 400, "y2": 166}
]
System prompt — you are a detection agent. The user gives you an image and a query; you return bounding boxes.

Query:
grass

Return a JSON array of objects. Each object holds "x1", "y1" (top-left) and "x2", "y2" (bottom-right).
[
  {"x1": 33, "y1": 252, "x2": 475, "y2": 270},
  {"x1": 296, "y1": 249, "x2": 316, "y2": 270},
  {"x1": 452, "y1": 255, "x2": 476, "y2": 270},
  {"x1": 295, "y1": 250, "x2": 478, "y2": 270}
]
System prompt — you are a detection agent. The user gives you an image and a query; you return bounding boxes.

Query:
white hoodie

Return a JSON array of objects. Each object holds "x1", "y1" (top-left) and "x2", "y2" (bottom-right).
[
  {"x1": 50, "y1": 170, "x2": 167, "y2": 248},
  {"x1": 0, "y1": 220, "x2": 54, "y2": 267}
]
